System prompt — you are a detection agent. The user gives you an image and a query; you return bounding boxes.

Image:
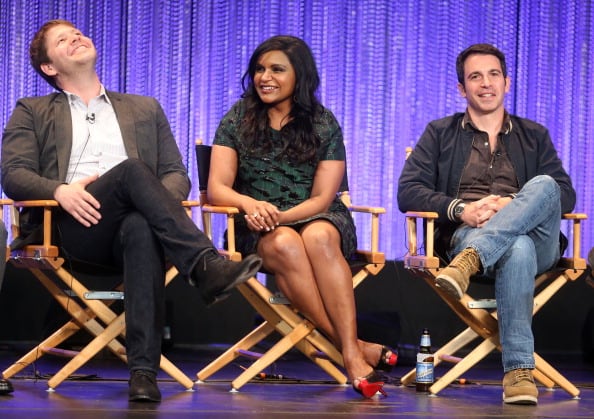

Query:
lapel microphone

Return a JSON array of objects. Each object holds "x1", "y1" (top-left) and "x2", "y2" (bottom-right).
[{"x1": 86, "y1": 113, "x2": 96, "y2": 124}]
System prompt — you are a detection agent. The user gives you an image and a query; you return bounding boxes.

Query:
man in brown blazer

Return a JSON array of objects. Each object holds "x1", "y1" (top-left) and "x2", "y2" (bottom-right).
[{"x1": 1, "y1": 19, "x2": 261, "y2": 402}]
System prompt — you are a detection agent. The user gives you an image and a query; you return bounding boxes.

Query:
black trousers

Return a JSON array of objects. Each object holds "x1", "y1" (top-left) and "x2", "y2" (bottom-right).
[{"x1": 55, "y1": 159, "x2": 215, "y2": 373}]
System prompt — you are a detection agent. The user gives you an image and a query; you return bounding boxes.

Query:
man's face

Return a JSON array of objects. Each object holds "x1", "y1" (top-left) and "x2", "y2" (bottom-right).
[
  {"x1": 40, "y1": 23, "x2": 97, "y2": 79},
  {"x1": 457, "y1": 53, "x2": 510, "y2": 116}
]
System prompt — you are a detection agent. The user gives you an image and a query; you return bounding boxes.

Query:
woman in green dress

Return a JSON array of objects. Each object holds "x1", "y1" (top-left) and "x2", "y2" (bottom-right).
[{"x1": 208, "y1": 35, "x2": 396, "y2": 398}]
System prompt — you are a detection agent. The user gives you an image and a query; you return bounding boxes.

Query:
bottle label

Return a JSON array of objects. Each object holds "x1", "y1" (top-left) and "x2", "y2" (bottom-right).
[{"x1": 416, "y1": 354, "x2": 434, "y2": 383}]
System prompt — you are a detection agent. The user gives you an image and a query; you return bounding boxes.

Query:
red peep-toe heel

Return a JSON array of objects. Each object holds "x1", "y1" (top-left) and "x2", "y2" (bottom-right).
[
  {"x1": 353, "y1": 371, "x2": 387, "y2": 398},
  {"x1": 375, "y1": 346, "x2": 398, "y2": 372}
]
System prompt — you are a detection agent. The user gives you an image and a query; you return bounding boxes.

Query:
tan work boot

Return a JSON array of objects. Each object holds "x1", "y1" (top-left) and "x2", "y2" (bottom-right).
[
  {"x1": 435, "y1": 248, "x2": 480, "y2": 299},
  {"x1": 502, "y1": 368, "x2": 538, "y2": 405}
]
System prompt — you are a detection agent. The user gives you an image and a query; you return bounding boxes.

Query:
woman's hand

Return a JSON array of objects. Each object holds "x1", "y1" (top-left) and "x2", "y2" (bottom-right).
[{"x1": 244, "y1": 201, "x2": 281, "y2": 232}]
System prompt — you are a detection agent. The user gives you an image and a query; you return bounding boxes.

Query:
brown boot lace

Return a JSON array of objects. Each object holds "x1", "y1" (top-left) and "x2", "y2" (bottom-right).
[{"x1": 451, "y1": 248, "x2": 481, "y2": 276}]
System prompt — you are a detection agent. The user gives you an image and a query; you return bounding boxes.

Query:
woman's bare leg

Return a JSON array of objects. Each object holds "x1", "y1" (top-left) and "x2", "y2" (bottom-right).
[
  {"x1": 300, "y1": 221, "x2": 373, "y2": 380},
  {"x1": 258, "y1": 227, "x2": 337, "y2": 341},
  {"x1": 258, "y1": 223, "x2": 378, "y2": 381}
]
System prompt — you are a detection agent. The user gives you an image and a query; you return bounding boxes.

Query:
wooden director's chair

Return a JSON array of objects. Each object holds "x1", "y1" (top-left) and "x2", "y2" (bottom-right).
[
  {"x1": 0, "y1": 199, "x2": 12, "y2": 259},
  {"x1": 1, "y1": 199, "x2": 197, "y2": 391},
  {"x1": 194, "y1": 142, "x2": 386, "y2": 391},
  {"x1": 399, "y1": 160, "x2": 587, "y2": 397}
]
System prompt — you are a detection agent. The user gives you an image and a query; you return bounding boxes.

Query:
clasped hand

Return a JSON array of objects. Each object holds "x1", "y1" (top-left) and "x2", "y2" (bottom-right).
[
  {"x1": 54, "y1": 174, "x2": 101, "y2": 227},
  {"x1": 461, "y1": 194, "x2": 512, "y2": 228},
  {"x1": 245, "y1": 201, "x2": 280, "y2": 232}
]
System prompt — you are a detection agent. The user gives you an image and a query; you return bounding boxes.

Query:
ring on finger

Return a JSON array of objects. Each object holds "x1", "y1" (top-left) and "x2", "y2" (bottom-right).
[{"x1": 252, "y1": 212, "x2": 259, "y2": 218}]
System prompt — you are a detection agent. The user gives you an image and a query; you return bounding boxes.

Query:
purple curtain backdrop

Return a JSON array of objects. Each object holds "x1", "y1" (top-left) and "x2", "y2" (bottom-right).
[{"x1": 1, "y1": 0, "x2": 592, "y2": 260}]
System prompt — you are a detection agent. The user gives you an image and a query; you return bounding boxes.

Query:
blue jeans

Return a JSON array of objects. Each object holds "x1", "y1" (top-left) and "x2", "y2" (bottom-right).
[{"x1": 449, "y1": 175, "x2": 561, "y2": 372}]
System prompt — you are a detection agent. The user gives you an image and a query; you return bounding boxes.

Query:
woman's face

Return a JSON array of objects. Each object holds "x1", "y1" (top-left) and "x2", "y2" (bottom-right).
[{"x1": 253, "y1": 50, "x2": 296, "y2": 111}]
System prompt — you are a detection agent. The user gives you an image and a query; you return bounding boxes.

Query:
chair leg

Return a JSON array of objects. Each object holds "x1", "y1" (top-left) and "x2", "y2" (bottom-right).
[
  {"x1": 265, "y1": 315, "x2": 347, "y2": 384},
  {"x1": 2, "y1": 320, "x2": 80, "y2": 379},
  {"x1": 532, "y1": 367, "x2": 556, "y2": 389},
  {"x1": 197, "y1": 278, "x2": 347, "y2": 391},
  {"x1": 231, "y1": 320, "x2": 315, "y2": 391},
  {"x1": 293, "y1": 338, "x2": 347, "y2": 385},
  {"x1": 31, "y1": 265, "x2": 191, "y2": 389},
  {"x1": 47, "y1": 313, "x2": 127, "y2": 389},
  {"x1": 34, "y1": 267, "x2": 129, "y2": 361},
  {"x1": 429, "y1": 336, "x2": 498, "y2": 395},
  {"x1": 197, "y1": 321, "x2": 276, "y2": 382},
  {"x1": 401, "y1": 326, "x2": 480, "y2": 386},
  {"x1": 159, "y1": 354, "x2": 194, "y2": 389},
  {"x1": 4, "y1": 267, "x2": 128, "y2": 376},
  {"x1": 237, "y1": 280, "x2": 347, "y2": 383},
  {"x1": 534, "y1": 352, "x2": 580, "y2": 397},
  {"x1": 302, "y1": 328, "x2": 344, "y2": 367}
]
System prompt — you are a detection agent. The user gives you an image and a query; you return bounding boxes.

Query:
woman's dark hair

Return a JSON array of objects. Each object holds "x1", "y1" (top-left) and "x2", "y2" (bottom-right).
[
  {"x1": 240, "y1": 35, "x2": 321, "y2": 163},
  {"x1": 30, "y1": 19, "x2": 75, "y2": 90}
]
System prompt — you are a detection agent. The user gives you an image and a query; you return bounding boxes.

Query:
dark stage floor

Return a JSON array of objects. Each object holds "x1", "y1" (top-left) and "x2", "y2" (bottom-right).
[{"x1": 0, "y1": 344, "x2": 593, "y2": 418}]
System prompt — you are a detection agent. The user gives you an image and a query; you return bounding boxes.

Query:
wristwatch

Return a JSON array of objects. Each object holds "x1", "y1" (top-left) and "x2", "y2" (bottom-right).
[{"x1": 454, "y1": 202, "x2": 466, "y2": 219}]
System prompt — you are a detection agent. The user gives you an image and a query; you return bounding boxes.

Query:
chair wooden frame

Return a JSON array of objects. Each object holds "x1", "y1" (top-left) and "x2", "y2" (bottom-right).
[
  {"x1": 1, "y1": 199, "x2": 197, "y2": 391},
  {"x1": 193, "y1": 142, "x2": 386, "y2": 391},
  {"x1": 399, "y1": 209, "x2": 587, "y2": 397},
  {"x1": 1, "y1": 199, "x2": 12, "y2": 260}
]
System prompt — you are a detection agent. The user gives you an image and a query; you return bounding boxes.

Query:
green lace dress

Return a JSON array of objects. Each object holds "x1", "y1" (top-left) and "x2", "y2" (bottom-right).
[{"x1": 213, "y1": 100, "x2": 357, "y2": 258}]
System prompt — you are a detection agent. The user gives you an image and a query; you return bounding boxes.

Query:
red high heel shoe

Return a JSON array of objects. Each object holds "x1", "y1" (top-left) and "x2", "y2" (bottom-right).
[
  {"x1": 375, "y1": 346, "x2": 398, "y2": 372},
  {"x1": 353, "y1": 371, "x2": 387, "y2": 398}
]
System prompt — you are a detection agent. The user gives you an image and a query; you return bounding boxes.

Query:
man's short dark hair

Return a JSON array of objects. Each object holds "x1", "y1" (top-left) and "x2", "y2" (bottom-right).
[
  {"x1": 30, "y1": 19, "x2": 75, "y2": 90},
  {"x1": 456, "y1": 43, "x2": 507, "y2": 85}
]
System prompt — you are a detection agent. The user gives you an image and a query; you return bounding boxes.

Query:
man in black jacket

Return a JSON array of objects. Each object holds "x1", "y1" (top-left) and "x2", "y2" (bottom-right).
[{"x1": 398, "y1": 44, "x2": 575, "y2": 405}]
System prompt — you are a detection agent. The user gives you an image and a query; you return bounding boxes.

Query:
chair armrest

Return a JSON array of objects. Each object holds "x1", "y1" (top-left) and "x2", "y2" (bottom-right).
[
  {"x1": 345, "y1": 200, "x2": 386, "y2": 263},
  {"x1": 403, "y1": 211, "x2": 588, "y2": 272},
  {"x1": 11, "y1": 200, "x2": 60, "y2": 257},
  {"x1": 560, "y1": 213, "x2": 587, "y2": 270},
  {"x1": 181, "y1": 200, "x2": 200, "y2": 207},
  {"x1": 13, "y1": 199, "x2": 60, "y2": 208},
  {"x1": 1, "y1": 199, "x2": 13, "y2": 259},
  {"x1": 0, "y1": 199, "x2": 14, "y2": 223},
  {"x1": 200, "y1": 197, "x2": 389, "y2": 264},
  {"x1": 10, "y1": 199, "x2": 204, "y2": 259},
  {"x1": 403, "y1": 211, "x2": 440, "y2": 269},
  {"x1": 201, "y1": 204, "x2": 240, "y2": 215},
  {"x1": 199, "y1": 203, "x2": 242, "y2": 261},
  {"x1": 182, "y1": 200, "x2": 200, "y2": 218},
  {"x1": 348, "y1": 204, "x2": 386, "y2": 214}
]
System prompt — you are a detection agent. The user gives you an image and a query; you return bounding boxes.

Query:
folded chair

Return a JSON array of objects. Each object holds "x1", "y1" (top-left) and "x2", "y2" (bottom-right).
[
  {"x1": 1, "y1": 199, "x2": 197, "y2": 391},
  {"x1": 194, "y1": 142, "x2": 386, "y2": 391},
  {"x1": 399, "y1": 151, "x2": 588, "y2": 397}
]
